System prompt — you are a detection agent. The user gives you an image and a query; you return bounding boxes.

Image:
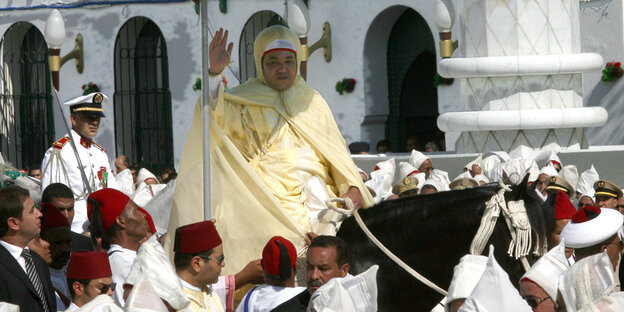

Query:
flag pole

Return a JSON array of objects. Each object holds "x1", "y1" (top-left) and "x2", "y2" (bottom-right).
[{"x1": 200, "y1": 0, "x2": 211, "y2": 220}]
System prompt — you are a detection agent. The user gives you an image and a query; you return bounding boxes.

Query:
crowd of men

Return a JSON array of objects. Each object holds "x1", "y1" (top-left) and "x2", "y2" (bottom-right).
[{"x1": 2, "y1": 20, "x2": 624, "y2": 312}]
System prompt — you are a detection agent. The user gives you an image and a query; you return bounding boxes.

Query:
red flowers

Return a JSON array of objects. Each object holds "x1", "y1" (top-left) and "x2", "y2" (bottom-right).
[{"x1": 602, "y1": 61, "x2": 623, "y2": 85}]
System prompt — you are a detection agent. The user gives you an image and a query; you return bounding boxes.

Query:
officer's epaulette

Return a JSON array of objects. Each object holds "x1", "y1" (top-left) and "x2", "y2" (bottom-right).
[
  {"x1": 92, "y1": 141, "x2": 106, "y2": 153},
  {"x1": 52, "y1": 137, "x2": 70, "y2": 150}
]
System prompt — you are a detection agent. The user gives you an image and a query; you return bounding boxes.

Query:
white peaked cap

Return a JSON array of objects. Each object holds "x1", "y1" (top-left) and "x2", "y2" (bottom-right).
[
  {"x1": 308, "y1": 265, "x2": 379, "y2": 312},
  {"x1": 409, "y1": 150, "x2": 429, "y2": 170},
  {"x1": 464, "y1": 154, "x2": 483, "y2": 171},
  {"x1": 458, "y1": 245, "x2": 531, "y2": 312},
  {"x1": 539, "y1": 165, "x2": 559, "y2": 177},
  {"x1": 559, "y1": 165, "x2": 579, "y2": 191},
  {"x1": 575, "y1": 165, "x2": 600, "y2": 196},
  {"x1": 558, "y1": 251, "x2": 615, "y2": 312},
  {"x1": 64, "y1": 92, "x2": 110, "y2": 106},
  {"x1": 521, "y1": 240, "x2": 570, "y2": 301},
  {"x1": 399, "y1": 161, "x2": 419, "y2": 178},
  {"x1": 445, "y1": 254, "x2": 488, "y2": 312},
  {"x1": 560, "y1": 207, "x2": 623, "y2": 248}
]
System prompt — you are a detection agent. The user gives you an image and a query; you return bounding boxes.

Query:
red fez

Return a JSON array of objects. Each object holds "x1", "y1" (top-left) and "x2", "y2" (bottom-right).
[
  {"x1": 138, "y1": 207, "x2": 157, "y2": 234},
  {"x1": 554, "y1": 191, "x2": 576, "y2": 220},
  {"x1": 40, "y1": 203, "x2": 70, "y2": 231},
  {"x1": 262, "y1": 236, "x2": 297, "y2": 279},
  {"x1": 174, "y1": 220, "x2": 222, "y2": 254},
  {"x1": 66, "y1": 252, "x2": 112, "y2": 279},
  {"x1": 571, "y1": 206, "x2": 601, "y2": 223},
  {"x1": 87, "y1": 189, "x2": 130, "y2": 233}
]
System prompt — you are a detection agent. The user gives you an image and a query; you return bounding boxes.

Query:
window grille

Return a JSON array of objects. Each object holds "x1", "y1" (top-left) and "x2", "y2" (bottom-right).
[
  {"x1": 239, "y1": 11, "x2": 286, "y2": 82},
  {"x1": 114, "y1": 17, "x2": 173, "y2": 175},
  {"x1": 0, "y1": 22, "x2": 53, "y2": 170}
]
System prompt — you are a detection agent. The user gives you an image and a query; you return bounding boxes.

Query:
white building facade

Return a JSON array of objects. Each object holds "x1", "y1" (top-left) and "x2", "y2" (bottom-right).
[{"x1": 0, "y1": 0, "x2": 622, "y2": 171}]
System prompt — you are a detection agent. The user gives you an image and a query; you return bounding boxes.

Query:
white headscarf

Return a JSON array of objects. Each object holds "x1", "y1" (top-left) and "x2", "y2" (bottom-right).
[
  {"x1": 521, "y1": 240, "x2": 570, "y2": 301},
  {"x1": 558, "y1": 251, "x2": 615, "y2": 312},
  {"x1": 464, "y1": 154, "x2": 482, "y2": 171},
  {"x1": 365, "y1": 158, "x2": 395, "y2": 203},
  {"x1": 559, "y1": 165, "x2": 579, "y2": 192},
  {"x1": 539, "y1": 165, "x2": 559, "y2": 178},
  {"x1": 398, "y1": 161, "x2": 418, "y2": 179},
  {"x1": 409, "y1": 150, "x2": 429, "y2": 170},
  {"x1": 458, "y1": 246, "x2": 531, "y2": 312},
  {"x1": 445, "y1": 255, "x2": 488, "y2": 312},
  {"x1": 576, "y1": 165, "x2": 599, "y2": 197},
  {"x1": 481, "y1": 155, "x2": 503, "y2": 182},
  {"x1": 429, "y1": 169, "x2": 451, "y2": 191},
  {"x1": 500, "y1": 159, "x2": 526, "y2": 185},
  {"x1": 526, "y1": 160, "x2": 540, "y2": 183},
  {"x1": 307, "y1": 265, "x2": 378, "y2": 312}
]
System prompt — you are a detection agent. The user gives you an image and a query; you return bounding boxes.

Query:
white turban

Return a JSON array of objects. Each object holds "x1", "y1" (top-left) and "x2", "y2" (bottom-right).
[
  {"x1": 560, "y1": 207, "x2": 623, "y2": 248},
  {"x1": 409, "y1": 150, "x2": 429, "y2": 170},
  {"x1": 458, "y1": 246, "x2": 531, "y2": 312},
  {"x1": 575, "y1": 165, "x2": 599, "y2": 197},
  {"x1": 137, "y1": 168, "x2": 159, "y2": 185},
  {"x1": 445, "y1": 254, "x2": 488, "y2": 312},
  {"x1": 558, "y1": 251, "x2": 615, "y2": 312},
  {"x1": 521, "y1": 240, "x2": 570, "y2": 301}
]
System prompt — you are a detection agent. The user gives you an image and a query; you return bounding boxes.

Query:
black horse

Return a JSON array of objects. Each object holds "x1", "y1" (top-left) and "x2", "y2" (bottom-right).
[{"x1": 336, "y1": 176, "x2": 548, "y2": 311}]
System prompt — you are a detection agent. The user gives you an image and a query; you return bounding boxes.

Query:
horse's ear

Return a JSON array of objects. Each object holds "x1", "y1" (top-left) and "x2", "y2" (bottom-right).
[{"x1": 511, "y1": 173, "x2": 531, "y2": 200}]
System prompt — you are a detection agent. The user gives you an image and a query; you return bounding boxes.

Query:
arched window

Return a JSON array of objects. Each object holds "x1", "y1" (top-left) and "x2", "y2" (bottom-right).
[
  {"x1": 0, "y1": 22, "x2": 53, "y2": 169},
  {"x1": 239, "y1": 11, "x2": 286, "y2": 82},
  {"x1": 114, "y1": 17, "x2": 173, "y2": 174}
]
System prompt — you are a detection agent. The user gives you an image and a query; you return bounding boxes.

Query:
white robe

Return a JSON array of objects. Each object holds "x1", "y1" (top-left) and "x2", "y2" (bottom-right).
[{"x1": 235, "y1": 284, "x2": 306, "y2": 312}]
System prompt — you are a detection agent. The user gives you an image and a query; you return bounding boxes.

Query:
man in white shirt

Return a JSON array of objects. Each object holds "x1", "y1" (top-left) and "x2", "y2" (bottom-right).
[
  {"x1": 41, "y1": 92, "x2": 119, "y2": 233},
  {"x1": 237, "y1": 236, "x2": 305, "y2": 312},
  {"x1": 65, "y1": 251, "x2": 122, "y2": 312},
  {"x1": 85, "y1": 188, "x2": 150, "y2": 307}
]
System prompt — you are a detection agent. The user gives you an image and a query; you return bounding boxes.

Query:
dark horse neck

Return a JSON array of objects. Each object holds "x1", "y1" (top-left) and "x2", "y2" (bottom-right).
[{"x1": 336, "y1": 182, "x2": 546, "y2": 311}]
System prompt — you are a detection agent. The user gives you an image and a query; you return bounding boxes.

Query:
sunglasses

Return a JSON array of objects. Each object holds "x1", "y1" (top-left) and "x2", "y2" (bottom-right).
[
  {"x1": 199, "y1": 254, "x2": 225, "y2": 266},
  {"x1": 89, "y1": 282, "x2": 116, "y2": 293},
  {"x1": 524, "y1": 296, "x2": 550, "y2": 308}
]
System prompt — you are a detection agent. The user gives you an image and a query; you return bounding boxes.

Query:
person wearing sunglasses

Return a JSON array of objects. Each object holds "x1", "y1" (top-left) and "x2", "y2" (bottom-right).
[
  {"x1": 174, "y1": 220, "x2": 225, "y2": 312},
  {"x1": 519, "y1": 241, "x2": 570, "y2": 312},
  {"x1": 65, "y1": 251, "x2": 122, "y2": 311}
]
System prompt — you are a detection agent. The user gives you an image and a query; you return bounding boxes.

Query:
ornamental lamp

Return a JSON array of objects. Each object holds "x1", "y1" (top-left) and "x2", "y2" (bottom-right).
[
  {"x1": 44, "y1": 9, "x2": 84, "y2": 90},
  {"x1": 434, "y1": 0, "x2": 456, "y2": 58},
  {"x1": 287, "y1": 0, "x2": 331, "y2": 79}
]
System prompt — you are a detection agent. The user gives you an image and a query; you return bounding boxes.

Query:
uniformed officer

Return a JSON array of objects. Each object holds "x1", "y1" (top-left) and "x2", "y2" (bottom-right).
[
  {"x1": 41, "y1": 92, "x2": 119, "y2": 233},
  {"x1": 593, "y1": 180, "x2": 622, "y2": 209},
  {"x1": 545, "y1": 175, "x2": 574, "y2": 197}
]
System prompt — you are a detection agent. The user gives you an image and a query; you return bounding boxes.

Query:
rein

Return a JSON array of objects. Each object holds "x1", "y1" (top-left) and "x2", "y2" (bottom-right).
[{"x1": 326, "y1": 198, "x2": 448, "y2": 296}]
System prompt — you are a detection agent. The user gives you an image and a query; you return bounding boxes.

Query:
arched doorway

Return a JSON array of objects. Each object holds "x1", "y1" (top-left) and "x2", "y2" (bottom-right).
[
  {"x1": 386, "y1": 9, "x2": 440, "y2": 152},
  {"x1": 0, "y1": 22, "x2": 53, "y2": 169},
  {"x1": 114, "y1": 17, "x2": 173, "y2": 174},
  {"x1": 239, "y1": 10, "x2": 286, "y2": 82}
]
